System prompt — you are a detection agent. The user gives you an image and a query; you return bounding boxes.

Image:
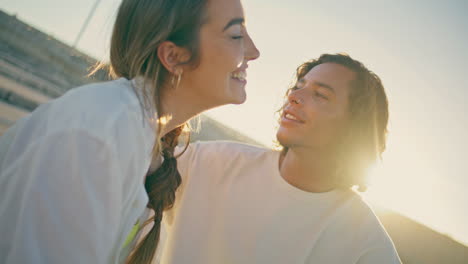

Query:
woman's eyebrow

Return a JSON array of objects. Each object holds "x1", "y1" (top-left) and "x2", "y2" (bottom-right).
[{"x1": 223, "y1": 18, "x2": 245, "y2": 31}]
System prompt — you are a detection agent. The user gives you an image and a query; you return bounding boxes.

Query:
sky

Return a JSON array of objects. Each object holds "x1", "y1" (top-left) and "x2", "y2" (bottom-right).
[{"x1": 2, "y1": 0, "x2": 468, "y2": 245}]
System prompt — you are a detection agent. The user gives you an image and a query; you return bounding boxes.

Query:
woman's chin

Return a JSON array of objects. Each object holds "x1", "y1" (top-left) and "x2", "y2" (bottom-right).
[
  {"x1": 228, "y1": 89, "x2": 246, "y2": 105},
  {"x1": 232, "y1": 94, "x2": 246, "y2": 105},
  {"x1": 227, "y1": 79, "x2": 247, "y2": 104}
]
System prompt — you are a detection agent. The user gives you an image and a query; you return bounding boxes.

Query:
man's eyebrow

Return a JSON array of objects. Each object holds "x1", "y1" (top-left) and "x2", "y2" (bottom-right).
[
  {"x1": 295, "y1": 78, "x2": 306, "y2": 87},
  {"x1": 313, "y1": 81, "x2": 336, "y2": 93},
  {"x1": 223, "y1": 18, "x2": 245, "y2": 31}
]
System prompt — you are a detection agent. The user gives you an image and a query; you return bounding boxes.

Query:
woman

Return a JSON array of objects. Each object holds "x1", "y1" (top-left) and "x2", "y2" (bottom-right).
[{"x1": 0, "y1": 0, "x2": 259, "y2": 263}]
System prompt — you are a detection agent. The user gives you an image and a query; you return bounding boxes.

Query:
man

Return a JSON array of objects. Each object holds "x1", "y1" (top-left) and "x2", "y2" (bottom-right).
[{"x1": 156, "y1": 53, "x2": 401, "y2": 263}]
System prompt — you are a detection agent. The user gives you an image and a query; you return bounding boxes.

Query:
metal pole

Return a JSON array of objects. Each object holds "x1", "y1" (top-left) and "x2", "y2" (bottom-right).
[{"x1": 73, "y1": 0, "x2": 102, "y2": 48}]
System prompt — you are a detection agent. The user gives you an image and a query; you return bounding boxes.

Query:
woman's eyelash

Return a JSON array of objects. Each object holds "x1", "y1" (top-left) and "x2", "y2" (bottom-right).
[{"x1": 232, "y1": 36, "x2": 244, "y2": 40}]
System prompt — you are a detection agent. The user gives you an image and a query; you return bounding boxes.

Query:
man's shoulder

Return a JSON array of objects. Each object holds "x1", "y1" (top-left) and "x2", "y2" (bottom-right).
[
  {"x1": 177, "y1": 140, "x2": 275, "y2": 169},
  {"x1": 340, "y1": 195, "x2": 400, "y2": 262},
  {"x1": 188, "y1": 140, "x2": 272, "y2": 159},
  {"x1": 333, "y1": 192, "x2": 395, "y2": 246},
  {"x1": 193, "y1": 140, "x2": 267, "y2": 152}
]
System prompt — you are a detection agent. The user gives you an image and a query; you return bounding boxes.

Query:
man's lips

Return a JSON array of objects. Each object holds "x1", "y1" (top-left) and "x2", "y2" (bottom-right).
[{"x1": 282, "y1": 108, "x2": 305, "y2": 123}]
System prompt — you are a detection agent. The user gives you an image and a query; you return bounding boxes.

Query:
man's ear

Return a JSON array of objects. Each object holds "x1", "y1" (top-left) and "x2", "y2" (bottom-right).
[{"x1": 157, "y1": 41, "x2": 191, "y2": 74}]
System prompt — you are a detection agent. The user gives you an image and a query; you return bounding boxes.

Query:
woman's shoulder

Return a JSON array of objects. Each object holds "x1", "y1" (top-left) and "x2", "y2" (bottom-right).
[
  {"x1": 17, "y1": 78, "x2": 155, "y2": 148},
  {"x1": 59, "y1": 78, "x2": 140, "y2": 115}
]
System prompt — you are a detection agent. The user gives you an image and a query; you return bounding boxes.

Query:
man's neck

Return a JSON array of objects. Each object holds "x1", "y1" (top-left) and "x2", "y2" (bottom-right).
[{"x1": 279, "y1": 147, "x2": 337, "y2": 193}]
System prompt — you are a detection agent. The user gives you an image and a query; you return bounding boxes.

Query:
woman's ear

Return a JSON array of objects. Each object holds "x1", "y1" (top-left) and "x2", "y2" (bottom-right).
[{"x1": 157, "y1": 41, "x2": 191, "y2": 74}]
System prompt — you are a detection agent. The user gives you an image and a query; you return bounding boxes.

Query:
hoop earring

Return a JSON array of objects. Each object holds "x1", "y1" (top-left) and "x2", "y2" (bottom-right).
[{"x1": 171, "y1": 71, "x2": 183, "y2": 90}]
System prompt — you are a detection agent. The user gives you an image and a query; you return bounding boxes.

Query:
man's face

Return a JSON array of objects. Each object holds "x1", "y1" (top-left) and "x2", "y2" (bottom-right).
[{"x1": 276, "y1": 63, "x2": 356, "y2": 150}]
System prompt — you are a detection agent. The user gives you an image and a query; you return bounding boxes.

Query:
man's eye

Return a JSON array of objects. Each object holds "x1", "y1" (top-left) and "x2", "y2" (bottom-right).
[{"x1": 315, "y1": 91, "x2": 328, "y2": 100}]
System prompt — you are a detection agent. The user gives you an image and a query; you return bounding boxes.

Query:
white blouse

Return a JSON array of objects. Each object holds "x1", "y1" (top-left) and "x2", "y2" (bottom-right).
[{"x1": 0, "y1": 78, "x2": 156, "y2": 263}]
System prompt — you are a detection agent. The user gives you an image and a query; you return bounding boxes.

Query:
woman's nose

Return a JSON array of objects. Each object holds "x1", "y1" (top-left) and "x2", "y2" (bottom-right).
[{"x1": 244, "y1": 31, "x2": 260, "y2": 61}]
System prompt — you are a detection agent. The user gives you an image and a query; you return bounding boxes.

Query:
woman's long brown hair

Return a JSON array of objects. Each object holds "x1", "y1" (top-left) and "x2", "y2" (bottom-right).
[{"x1": 92, "y1": 0, "x2": 208, "y2": 263}]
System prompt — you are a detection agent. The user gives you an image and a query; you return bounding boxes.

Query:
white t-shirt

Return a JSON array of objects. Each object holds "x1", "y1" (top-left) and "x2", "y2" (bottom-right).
[
  {"x1": 157, "y1": 141, "x2": 401, "y2": 264},
  {"x1": 0, "y1": 78, "x2": 156, "y2": 263}
]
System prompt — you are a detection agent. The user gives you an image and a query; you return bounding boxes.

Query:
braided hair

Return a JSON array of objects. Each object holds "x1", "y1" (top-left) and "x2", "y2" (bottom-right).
[{"x1": 127, "y1": 126, "x2": 186, "y2": 264}]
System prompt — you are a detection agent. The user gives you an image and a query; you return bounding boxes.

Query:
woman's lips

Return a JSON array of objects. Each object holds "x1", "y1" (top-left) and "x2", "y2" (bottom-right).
[
  {"x1": 230, "y1": 70, "x2": 247, "y2": 85},
  {"x1": 230, "y1": 71, "x2": 246, "y2": 81}
]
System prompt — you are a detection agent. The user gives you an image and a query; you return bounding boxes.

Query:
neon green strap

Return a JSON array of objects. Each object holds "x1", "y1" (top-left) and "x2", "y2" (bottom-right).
[{"x1": 122, "y1": 220, "x2": 141, "y2": 249}]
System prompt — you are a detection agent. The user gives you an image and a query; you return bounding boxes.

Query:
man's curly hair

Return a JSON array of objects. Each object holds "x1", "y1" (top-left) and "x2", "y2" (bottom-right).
[{"x1": 277, "y1": 53, "x2": 389, "y2": 192}]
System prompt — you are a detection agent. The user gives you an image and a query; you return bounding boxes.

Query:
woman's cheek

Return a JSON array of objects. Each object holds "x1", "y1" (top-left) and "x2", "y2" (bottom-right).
[
  {"x1": 235, "y1": 44, "x2": 245, "y2": 67},
  {"x1": 225, "y1": 41, "x2": 244, "y2": 68}
]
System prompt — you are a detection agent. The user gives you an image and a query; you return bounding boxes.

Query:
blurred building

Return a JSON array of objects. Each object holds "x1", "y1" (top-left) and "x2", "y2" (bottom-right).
[{"x1": 1, "y1": 9, "x2": 467, "y2": 263}]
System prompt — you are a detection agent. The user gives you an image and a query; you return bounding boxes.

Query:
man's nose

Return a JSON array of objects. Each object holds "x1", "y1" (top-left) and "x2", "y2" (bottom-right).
[{"x1": 288, "y1": 90, "x2": 302, "y2": 105}]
